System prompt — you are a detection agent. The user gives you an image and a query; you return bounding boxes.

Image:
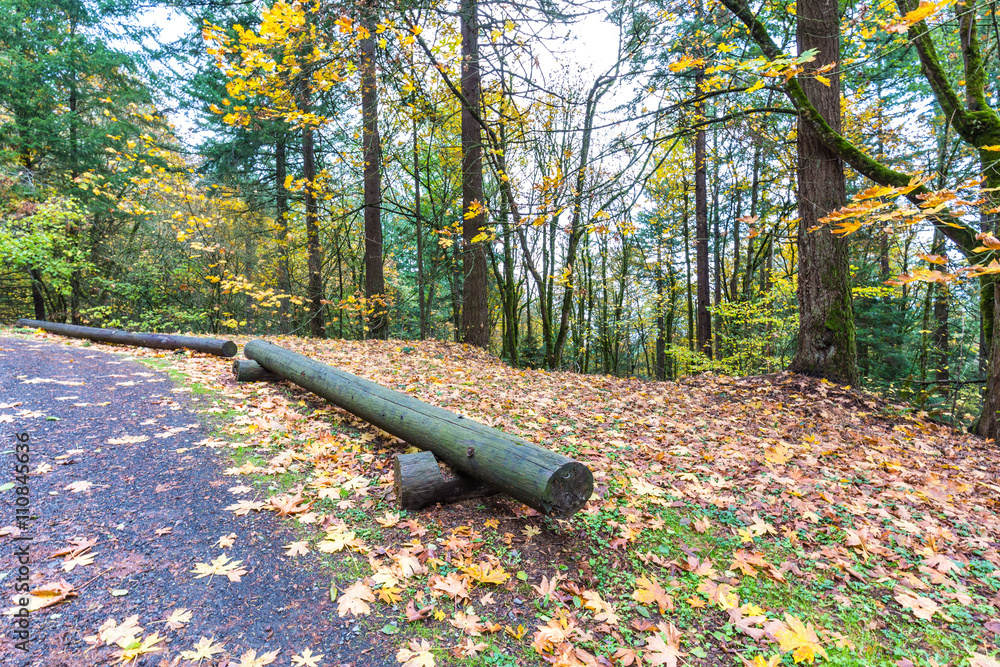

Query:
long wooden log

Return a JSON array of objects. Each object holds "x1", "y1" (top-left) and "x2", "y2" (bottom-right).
[
  {"x1": 15, "y1": 319, "x2": 237, "y2": 358},
  {"x1": 244, "y1": 339, "x2": 593, "y2": 516},
  {"x1": 232, "y1": 359, "x2": 282, "y2": 382},
  {"x1": 394, "y1": 451, "x2": 498, "y2": 509}
]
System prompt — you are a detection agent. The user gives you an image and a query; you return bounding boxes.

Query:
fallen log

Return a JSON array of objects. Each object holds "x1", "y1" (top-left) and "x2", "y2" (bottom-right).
[
  {"x1": 232, "y1": 359, "x2": 282, "y2": 382},
  {"x1": 394, "y1": 451, "x2": 498, "y2": 509},
  {"x1": 15, "y1": 319, "x2": 237, "y2": 358},
  {"x1": 244, "y1": 339, "x2": 593, "y2": 516}
]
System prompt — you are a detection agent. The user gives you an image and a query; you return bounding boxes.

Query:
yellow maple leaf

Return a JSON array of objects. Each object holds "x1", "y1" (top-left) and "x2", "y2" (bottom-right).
[
  {"x1": 396, "y1": 639, "x2": 435, "y2": 667},
  {"x1": 773, "y1": 614, "x2": 827, "y2": 663}
]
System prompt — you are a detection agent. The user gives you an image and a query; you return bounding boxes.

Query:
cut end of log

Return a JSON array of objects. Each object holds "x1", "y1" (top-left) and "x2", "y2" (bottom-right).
[
  {"x1": 220, "y1": 340, "x2": 239, "y2": 358},
  {"x1": 542, "y1": 461, "x2": 594, "y2": 517}
]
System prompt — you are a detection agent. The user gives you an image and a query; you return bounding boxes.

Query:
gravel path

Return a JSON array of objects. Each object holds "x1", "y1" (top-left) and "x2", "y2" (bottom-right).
[{"x1": 0, "y1": 337, "x2": 388, "y2": 667}]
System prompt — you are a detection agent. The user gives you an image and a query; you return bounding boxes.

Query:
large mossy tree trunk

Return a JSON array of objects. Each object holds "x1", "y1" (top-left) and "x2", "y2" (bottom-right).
[{"x1": 787, "y1": 0, "x2": 857, "y2": 384}]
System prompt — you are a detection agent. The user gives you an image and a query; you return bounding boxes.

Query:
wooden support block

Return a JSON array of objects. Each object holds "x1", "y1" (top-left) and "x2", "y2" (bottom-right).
[
  {"x1": 232, "y1": 359, "x2": 281, "y2": 382},
  {"x1": 394, "y1": 450, "x2": 497, "y2": 510}
]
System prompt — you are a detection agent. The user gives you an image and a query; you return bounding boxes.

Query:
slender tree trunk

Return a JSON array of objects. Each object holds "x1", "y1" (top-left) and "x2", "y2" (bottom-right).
[
  {"x1": 301, "y1": 94, "x2": 325, "y2": 337},
  {"x1": 460, "y1": 0, "x2": 488, "y2": 348},
  {"x1": 361, "y1": 14, "x2": 386, "y2": 339},
  {"x1": 694, "y1": 73, "x2": 712, "y2": 359},
  {"x1": 413, "y1": 119, "x2": 427, "y2": 340},
  {"x1": 551, "y1": 73, "x2": 614, "y2": 367},
  {"x1": 683, "y1": 186, "x2": 695, "y2": 353},
  {"x1": 655, "y1": 235, "x2": 666, "y2": 381},
  {"x1": 29, "y1": 268, "x2": 45, "y2": 320},
  {"x1": 787, "y1": 0, "x2": 856, "y2": 383},
  {"x1": 275, "y1": 134, "x2": 292, "y2": 333}
]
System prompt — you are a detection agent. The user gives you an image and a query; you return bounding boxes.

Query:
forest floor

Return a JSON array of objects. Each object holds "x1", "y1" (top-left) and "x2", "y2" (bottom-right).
[{"x1": 1, "y1": 326, "x2": 998, "y2": 667}]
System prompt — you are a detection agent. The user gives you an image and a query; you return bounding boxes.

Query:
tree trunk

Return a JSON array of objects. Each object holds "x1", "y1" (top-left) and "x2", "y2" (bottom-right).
[
  {"x1": 275, "y1": 134, "x2": 292, "y2": 334},
  {"x1": 460, "y1": 0, "x2": 488, "y2": 348},
  {"x1": 787, "y1": 0, "x2": 856, "y2": 383},
  {"x1": 694, "y1": 74, "x2": 712, "y2": 359},
  {"x1": 414, "y1": 116, "x2": 427, "y2": 340},
  {"x1": 361, "y1": 14, "x2": 387, "y2": 339},
  {"x1": 29, "y1": 268, "x2": 45, "y2": 320},
  {"x1": 301, "y1": 75, "x2": 324, "y2": 338}
]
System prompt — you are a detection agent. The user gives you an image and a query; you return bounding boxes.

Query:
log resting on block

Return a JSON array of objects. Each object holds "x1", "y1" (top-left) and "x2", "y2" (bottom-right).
[
  {"x1": 394, "y1": 450, "x2": 498, "y2": 509},
  {"x1": 15, "y1": 319, "x2": 237, "y2": 358},
  {"x1": 232, "y1": 359, "x2": 282, "y2": 382},
  {"x1": 243, "y1": 339, "x2": 593, "y2": 516}
]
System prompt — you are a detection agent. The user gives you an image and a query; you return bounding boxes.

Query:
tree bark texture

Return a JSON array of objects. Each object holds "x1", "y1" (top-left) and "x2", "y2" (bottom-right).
[
  {"x1": 787, "y1": 0, "x2": 857, "y2": 384},
  {"x1": 243, "y1": 340, "x2": 593, "y2": 516},
  {"x1": 17, "y1": 319, "x2": 237, "y2": 357},
  {"x1": 361, "y1": 16, "x2": 387, "y2": 340},
  {"x1": 301, "y1": 79, "x2": 325, "y2": 338},
  {"x1": 460, "y1": 0, "x2": 489, "y2": 348},
  {"x1": 694, "y1": 75, "x2": 712, "y2": 359}
]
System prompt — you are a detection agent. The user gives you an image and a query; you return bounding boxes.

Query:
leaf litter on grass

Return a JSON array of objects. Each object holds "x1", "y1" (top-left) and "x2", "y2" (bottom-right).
[{"x1": 10, "y1": 328, "x2": 1000, "y2": 666}]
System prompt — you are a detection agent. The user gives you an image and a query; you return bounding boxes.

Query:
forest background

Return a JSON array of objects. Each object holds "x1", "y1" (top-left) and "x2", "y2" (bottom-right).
[{"x1": 2, "y1": 0, "x2": 999, "y2": 437}]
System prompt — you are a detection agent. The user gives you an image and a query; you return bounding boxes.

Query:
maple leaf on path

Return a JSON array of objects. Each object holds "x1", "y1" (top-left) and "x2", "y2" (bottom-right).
[
  {"x1": 454, "y1": 638, "x2": 488, "y2": 658},
  {"x1": 464, "y1": 561, "x2": 509, "y2": 585},
  {"x1": 233, "y1": 648, "x2": 280, "y2": 667},
  {"x1": 970, "y1": 653, "x2": 1000, "y2": 667},
  {"x1": 531, "y1": 573, "x2": 563, "y2": 600},
  {"x1": 449, "y1": 610, "x2": 484, "y2": 636},
  {"x1": 582, "y1": 590, "x2": 621, "y2": 625},
  {"x1": 614, "y1": 647, "x2": 641, "y2": 666},
  {"x1": 337, "y1": 580, "x2": 375, "y2": 617},
  {"x1": 115, "y1": 631, "x2": 164, "y2": 662},
  {"x1": 50, "y1": 536, "x2": 97, "y2": 558},
  {"x1": 225, "y1": 500, "x2": 266, "y2": 516},
  {"x1": 85, "y1": 615, "x2": 142, "y2": 648},
  {"x1": 191, "y1": 554, "x2": 248, "y2": 582},
  {"x1": 396, "y1": 638, "x2": 435, "y2": 667},
  {"x1": 727, "y1": 606, "x2": 767, "y2": 641},
  {"x1": 18, "y1": 580, "x2": 76, "y2": 612},
  {"x1": 64, "y1": 480, "x2": 93, "y2": 493},
  {"x1": 284, "y1": 541, "x2": 310, "y2": 557},
  {"x1": 772, "y1": 614, "x2": 828, "y2": 663},
  {"x1": 375, "y1": 510, "x2": 400, "y2": 527},
  {"x1": 644, "y1": 623, "x2": 685, "y2": 667},
  {"x1": 62, "y1": 552, "x2": 95, "y2": 572},
  {"x1": 179, "y1": 636, "x2": 225, "y2": 661},
  {"x1": 164, "y1": 608, "x2": 192, "y2": 630},
  {"x1": 291, "y1": 648, "x2": 325, "y2": 666},
  {"x1": 633, "y1": 575, "x2": 674, "y2": 614},
  {"x1": 429, "y1": 572, "x2": 470, "y2": 601},
  {"x1": 270, "y1": 492, "x2": 312, "y2": 516},
  {"x1": 895, "y1": 590, "x2": 953, "y2": 622},
  {"x1": 217, "y1": 533, "x2": 237, "y2": 548},
  {"x1": 405, "y1": 599, "x2": 433, "y2": 621},
  {"x1": 317, "y1": 529, "x2": 357, "y2": 554}
]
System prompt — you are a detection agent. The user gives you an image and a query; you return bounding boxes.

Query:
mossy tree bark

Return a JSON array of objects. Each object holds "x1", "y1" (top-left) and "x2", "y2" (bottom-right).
[{"x1": 787, "y1": 0, "x2": 856, "y2": 384}]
